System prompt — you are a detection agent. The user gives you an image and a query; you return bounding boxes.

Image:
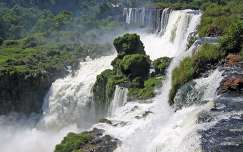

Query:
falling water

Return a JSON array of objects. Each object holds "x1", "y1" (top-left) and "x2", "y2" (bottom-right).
[
  {"x1": 0, "y1": 6, "x2": 222, "y2": 152},
  {"x1": 109, "y1": 86, "x2": 128, "y2": 116},
  {"x1": 93, "y1": 9, "x2": 205, "y2": 152},
  {"x1": 139, "y1": 10, "x2": 201, "y2": 60},
  {"x1": 0, "y1": 54, "x2": 116, "y2": 152},
  {"x1": 39, "y1": 55, "x2": 116, "y2": 131}
]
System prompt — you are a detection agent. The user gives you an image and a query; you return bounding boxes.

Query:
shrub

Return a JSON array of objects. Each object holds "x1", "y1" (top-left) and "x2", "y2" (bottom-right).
[
  {"x1": 170, "y1": 57, "x2": 196, "y2": 104},
  {"x1": 220, "y1": 23, "x2": 242, "y2": 53}
]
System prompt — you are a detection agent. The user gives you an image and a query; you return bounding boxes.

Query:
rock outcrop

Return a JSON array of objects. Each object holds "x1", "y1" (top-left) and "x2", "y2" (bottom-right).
[
  {"x1": 55, "y1": 128, "x2": 119, "y2": 152},
  {"x1": 0, "y1": 70, "x2": 67, "y2": 115}
]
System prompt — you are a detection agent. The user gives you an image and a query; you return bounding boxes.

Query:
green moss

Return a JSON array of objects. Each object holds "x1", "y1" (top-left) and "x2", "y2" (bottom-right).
[
  {"x1": 153, "y1": 57, "x2": 172, "y2": 75},
  {"x1": 170, "y1": 57, "x2": 196, "y2": 104},
  {"x1": 120, "y1": 54, "x2": 151, "y2": 80},
  {"x1": 128, "y1": 76, "x2": 163, "y2": 100},
  {"x1": 55, "y1": 132, "x2": 92, "y2": 152}
]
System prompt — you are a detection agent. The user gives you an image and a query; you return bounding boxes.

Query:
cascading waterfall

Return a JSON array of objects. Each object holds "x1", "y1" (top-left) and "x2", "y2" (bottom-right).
[
  {"x1": 157, "y1": 8, "x2": 172, "y2": 35},
  {"x1": 94, "y1": 9, "x2": 204, "y2": 152},
  {"x1": 0, "y1": 54, "x2": 116, "y2": 152},
  {"x1": 0, "y1": 6, "x2": 224, "y2": 152},
  {"x1": 138, "y1": 9, "x2": 201, "y2": 60},
  {"x1": 109, "y1": 85, "x2": 128, "y2": 116},
  {"x1": 123, "y1": 7, "x2": 172, "y2": 32},
  {"x1": 39, "y1": 55, "x2": 116, "y2": 131}
]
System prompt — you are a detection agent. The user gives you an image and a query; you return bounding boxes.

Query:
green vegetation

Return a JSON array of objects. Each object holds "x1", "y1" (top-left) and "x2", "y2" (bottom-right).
[
  {"x1": 220, "y1": 23, "x2": 242, "y2": 53},
  {"x1": 170, "y1": 44, "x2": 223, "y2": 104},
  {"x1": 113, "y1": 33, "x2": 145, "y2": 55},
  {"x1": 120, "y1": 54, "x2": 150, "y2": 80},
  {"x1": 93, "y1": 69, "x2": 128, "y2": 106},
  {"x1": 197, "y1": 0, "x2": 243, "y2": 37},
  {"x1": 129, "y1": 76, "x2": 163, "y2": 100},
  {"x1": 93, "y1": 33, "x2": 169, "y2": 106},
  {"x1": 55, "y1": 132, "x2": 92, "y2": 152},
  {"x1": 0, "y1": 1, "x2": 121, "y2": 75},
  {"x1": 153, "y1": 57, "x2": 172, "y2": 75}
]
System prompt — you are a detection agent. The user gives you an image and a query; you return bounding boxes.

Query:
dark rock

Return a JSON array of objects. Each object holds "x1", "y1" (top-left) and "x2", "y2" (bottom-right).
[
  {"x1": 99, "y1": 118, "x2": 113, "y2": 125},
  {"x1": 199, "y1": 62, "x2": 243, "y2": 152}
]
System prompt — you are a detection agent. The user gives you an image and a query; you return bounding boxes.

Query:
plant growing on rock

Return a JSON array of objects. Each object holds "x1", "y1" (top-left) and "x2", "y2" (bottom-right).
[
  {"x1": 153, "y1": 57, "x2": 172, "y2": 75},
  {"x1": 170, "y1": 43, "x2": 223, "y2": 104}
]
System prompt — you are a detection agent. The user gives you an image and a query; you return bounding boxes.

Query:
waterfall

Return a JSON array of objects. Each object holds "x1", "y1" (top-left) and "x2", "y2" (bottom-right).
[
  {"x1": 123, "y1": 8, "x2": 167, "y2": 32},
  {"x1": 93, "y1": 9, "x2": 203, "y2": 152},
  {"x1": 109, "y1": 85, "x2": 128, "y2": 116},
  {"x1": 0, "y1": 6, "x2": 222, "y2": 152},
  {"x1": 138, "y1": 9, "x2": 201, "y2": 60},
  {"x1": 38, "y1": 55, "x2": 116, "y2": 131},
  {"x1": 157, "y1": 8, "x2": 172, "y2": 35}
]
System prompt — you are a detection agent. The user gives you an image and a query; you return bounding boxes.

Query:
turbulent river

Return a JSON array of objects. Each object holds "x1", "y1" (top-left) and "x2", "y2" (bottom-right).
[{"x1": 0, "y1": 8, "x2": 229, "y2": 152}]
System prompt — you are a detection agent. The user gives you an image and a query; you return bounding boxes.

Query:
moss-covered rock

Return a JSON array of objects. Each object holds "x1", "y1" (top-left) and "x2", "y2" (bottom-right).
[
  {"x1": 93, "y1": 34, "x2": 151, "y2": 108},
  {"x1": 120, "y1": 54, "x2": 151, "y2": 80},
  {"x1": 128, "y1": 76, "x2": 163, "y2": 101},
  {"x1": 55, "y1": 128, "x2": 119, "y2": 152},
  {"x1": 113, "y1": 33, "x2": 145, "y2": 55},
  {"x1": 152, "y1": 57, "x2": 172, "y2": 75},
  {"x1": 92, "y1": 69, "x2": 128, "y2": 115}
]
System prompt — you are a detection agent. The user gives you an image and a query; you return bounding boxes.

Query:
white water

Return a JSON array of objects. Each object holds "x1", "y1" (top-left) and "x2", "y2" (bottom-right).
[
  {"x1": 109, "y1": 86, "x2": 128, "y2": 116},
  {"x1": 92, "y1": 9, "x2": 206, "y2": 152},
  {"x1": 39, "y1": 55, "x2": 116, "y2": 131},
  {"x1": 0, "y1": 8, "x2": 218, "y2": 152},
  {"x1": 139, "y1": 10, "x2": 201, "y2": 60},
  {"x1": 0, "y1": 55, "x2": 116, "y2": 152}
]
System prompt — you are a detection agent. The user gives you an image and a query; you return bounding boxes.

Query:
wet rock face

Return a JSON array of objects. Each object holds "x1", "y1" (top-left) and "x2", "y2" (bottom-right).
[
  {"x1": 218, "y1": 74, "x2": 243, "y2": 95},
  {"x1": 0, "y1": 71, "x2": 65, "y2": 115},
  {"x1": 201, "y1": 113, "x2": 243, "y2": 152},
  {"x1": 173, "y1": 81, "x2": 204, "y2": 110},
  {"x1": 199, "y1": 62, "x2": 243, "y2": 152}
]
